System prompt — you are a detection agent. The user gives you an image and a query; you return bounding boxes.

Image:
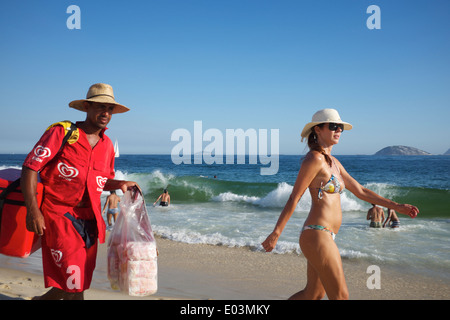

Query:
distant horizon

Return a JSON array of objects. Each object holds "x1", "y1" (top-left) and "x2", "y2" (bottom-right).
[{"x1": 2, "y1": 149, "x2": 449, "y2": 157}]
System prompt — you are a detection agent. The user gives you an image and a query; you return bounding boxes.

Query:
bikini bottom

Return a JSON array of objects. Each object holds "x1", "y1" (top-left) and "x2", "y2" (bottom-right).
[{"x1": 302, "y1": 224, "x2": 336, "y2": 241}]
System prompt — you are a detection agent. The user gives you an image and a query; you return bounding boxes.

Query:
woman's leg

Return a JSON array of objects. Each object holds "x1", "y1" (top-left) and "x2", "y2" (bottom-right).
[
  {"x1": 288, "y1": 261, "x2": 326, "y2": 300},
  {"x1": 299, "y1": 230, "x2": 349, "y2": 300}
]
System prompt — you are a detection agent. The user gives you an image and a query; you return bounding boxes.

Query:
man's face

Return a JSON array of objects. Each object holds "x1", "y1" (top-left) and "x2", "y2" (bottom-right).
[{"x1": 85, "y1": 102, "x2": 115, "y2": 129}]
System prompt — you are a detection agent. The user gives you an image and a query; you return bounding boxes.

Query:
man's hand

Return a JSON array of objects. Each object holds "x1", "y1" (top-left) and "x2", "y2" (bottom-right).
[
  {"x1": 26, "y1": 207, "x2": 46, "y2": 236},
  {"x1": 21, "y1": 167, "x2": 45, "y2": 235},
  {"x1": 118, "y1": 181, "x2": 141, "y2": 194},
  {"x1": 104, "y1": 179, "x2": 141, "y2": 194}
]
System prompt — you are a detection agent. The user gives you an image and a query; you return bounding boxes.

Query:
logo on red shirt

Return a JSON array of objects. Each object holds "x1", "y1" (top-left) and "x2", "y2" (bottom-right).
[
  {"x1": 32, "y1": 145, "x2": 51, "y2": 162},
  {"x1": 96, "y1": 176, "x2": 107, "y2": 192},
  {"x1": 57, "y1": 162, "x2": 79, "y2": 181}
]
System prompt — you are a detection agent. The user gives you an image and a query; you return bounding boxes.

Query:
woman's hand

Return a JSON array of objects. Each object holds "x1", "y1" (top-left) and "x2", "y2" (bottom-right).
[
  {"x1": 262, "y1": 231, "x2": 280, "y2": 252},
  {"x1": 396, "y1": 204, "x2": 419, "y2": 218}
]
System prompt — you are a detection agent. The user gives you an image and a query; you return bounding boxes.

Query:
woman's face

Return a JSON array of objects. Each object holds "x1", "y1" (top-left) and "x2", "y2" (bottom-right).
[{"x1": 315, "y1": 123, "x2": 344, "y2": 146}]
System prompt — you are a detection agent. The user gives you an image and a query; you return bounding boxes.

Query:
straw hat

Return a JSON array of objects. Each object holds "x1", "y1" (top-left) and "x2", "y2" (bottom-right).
[
  {"x1": 69, "y1": 83, "x2": 129, "y2": 114},
  {"x1": 301, "y1": 108, "x2": 352, "y2": 142}
]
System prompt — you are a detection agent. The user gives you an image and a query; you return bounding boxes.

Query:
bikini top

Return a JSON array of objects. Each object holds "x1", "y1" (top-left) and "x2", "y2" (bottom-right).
[{"x1": 317, "y1": 159, "x2": 345, "y2": 200}]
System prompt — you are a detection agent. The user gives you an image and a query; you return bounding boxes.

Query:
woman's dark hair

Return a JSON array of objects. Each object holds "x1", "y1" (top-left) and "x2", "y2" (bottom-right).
[{"x1": 307, "y1": 124, "x2": 332, "y2": 167}]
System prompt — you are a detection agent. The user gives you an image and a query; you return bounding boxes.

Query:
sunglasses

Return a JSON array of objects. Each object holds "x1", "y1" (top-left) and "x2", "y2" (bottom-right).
[{"x1": 326, "y1": 123, "x2": 344, "y2": 131}]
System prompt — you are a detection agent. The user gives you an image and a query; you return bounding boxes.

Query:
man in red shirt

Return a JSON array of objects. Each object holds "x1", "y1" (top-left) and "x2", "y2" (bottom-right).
[{"x1": 21, "y1": 83, "x2": 140, "y2": 300}]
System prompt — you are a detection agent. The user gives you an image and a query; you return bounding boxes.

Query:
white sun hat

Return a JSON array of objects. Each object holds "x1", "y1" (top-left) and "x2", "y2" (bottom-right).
[{"x1": 301, "y1": 108, "x2": 352, "y2": 142}]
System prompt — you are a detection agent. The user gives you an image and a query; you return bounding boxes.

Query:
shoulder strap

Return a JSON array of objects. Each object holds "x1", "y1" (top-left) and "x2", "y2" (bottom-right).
[
  {"x1": 46, "y1": 121, "x2": 79, "y2": 146},
  {"x1": 0, "y1": 178, "x2": 22, "y2": 226},
  {"x1": 56, "y1": 122, "x2": 77, "y2": 154},
  {"x1": 0, "y1": 177, "x2": 21, "y2": 205}
]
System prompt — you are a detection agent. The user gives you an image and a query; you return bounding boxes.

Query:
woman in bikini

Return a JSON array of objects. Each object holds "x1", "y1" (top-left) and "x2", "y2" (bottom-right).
[{"x1": 261, "y1": 109, "x2": 419, "y2": 300}]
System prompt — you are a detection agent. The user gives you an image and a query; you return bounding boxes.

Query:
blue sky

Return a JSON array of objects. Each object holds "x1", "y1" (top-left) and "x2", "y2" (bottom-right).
[{"x1": 1, "y1": 0, "x2": 449, "y2": 155}]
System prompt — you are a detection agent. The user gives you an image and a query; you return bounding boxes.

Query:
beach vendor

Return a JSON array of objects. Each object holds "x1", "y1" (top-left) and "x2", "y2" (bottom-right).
[
  {"x1": 21, "y1": 83, "x2": 140, "y2": 300},
  {"x1": 262, "y1": 108, "x2": 419, "y2": 300}
]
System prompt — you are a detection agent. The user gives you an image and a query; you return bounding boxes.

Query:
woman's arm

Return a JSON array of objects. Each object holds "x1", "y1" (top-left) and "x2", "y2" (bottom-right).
[
  {"x1": 337, "y1": 160, "x2": 418, "y2": 218},
  {"x1": 262, "y1": 152, "x2": 323, "y2": 252}
]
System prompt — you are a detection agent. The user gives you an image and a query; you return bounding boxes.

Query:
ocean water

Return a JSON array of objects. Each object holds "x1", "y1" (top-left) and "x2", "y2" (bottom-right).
[{"x1": 1, "y1": 154, "x2": 449, "y2": 281}]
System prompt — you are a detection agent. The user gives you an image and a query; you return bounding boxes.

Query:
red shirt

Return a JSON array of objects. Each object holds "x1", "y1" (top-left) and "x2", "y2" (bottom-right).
[{"x1": 23, "y1": 122, "x2": 115, "y2": 243}]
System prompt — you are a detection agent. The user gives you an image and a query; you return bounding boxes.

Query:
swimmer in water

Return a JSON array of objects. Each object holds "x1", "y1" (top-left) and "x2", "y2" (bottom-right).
[{"x1": 153, "y1": 189, "x2": 170, "y2": 207}]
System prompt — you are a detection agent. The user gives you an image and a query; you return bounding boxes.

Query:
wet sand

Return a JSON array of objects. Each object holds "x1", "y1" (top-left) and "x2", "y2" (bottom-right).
[{"x1": 1, "y1": 235, "x2": 449, "y2": 300}]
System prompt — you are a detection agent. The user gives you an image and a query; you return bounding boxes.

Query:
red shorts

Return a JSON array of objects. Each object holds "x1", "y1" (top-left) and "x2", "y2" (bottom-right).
[{"x1": 41, "y1": 203, "x2": 98, "y2": 293}]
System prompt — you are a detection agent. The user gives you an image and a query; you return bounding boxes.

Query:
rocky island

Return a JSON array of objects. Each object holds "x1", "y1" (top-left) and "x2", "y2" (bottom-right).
[{"x1": 374, "y1": 145, "x2": 432, "y2": 156}]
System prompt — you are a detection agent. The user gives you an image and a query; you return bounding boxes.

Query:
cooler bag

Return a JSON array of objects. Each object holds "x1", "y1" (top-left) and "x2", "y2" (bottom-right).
[{"x1": 0, "y1": 168, "x2": 43, "y2": 258}]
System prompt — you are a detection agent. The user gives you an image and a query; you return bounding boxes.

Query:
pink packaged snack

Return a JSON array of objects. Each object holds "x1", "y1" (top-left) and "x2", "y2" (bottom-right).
[{"x1": 107, "y1": 189, "x2": 158, "y2": 296}]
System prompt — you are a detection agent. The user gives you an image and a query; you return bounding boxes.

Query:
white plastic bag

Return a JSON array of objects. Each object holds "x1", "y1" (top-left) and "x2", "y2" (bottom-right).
[{"x1": 107, "y1": 188, "x2": 158, "y2": 296}]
